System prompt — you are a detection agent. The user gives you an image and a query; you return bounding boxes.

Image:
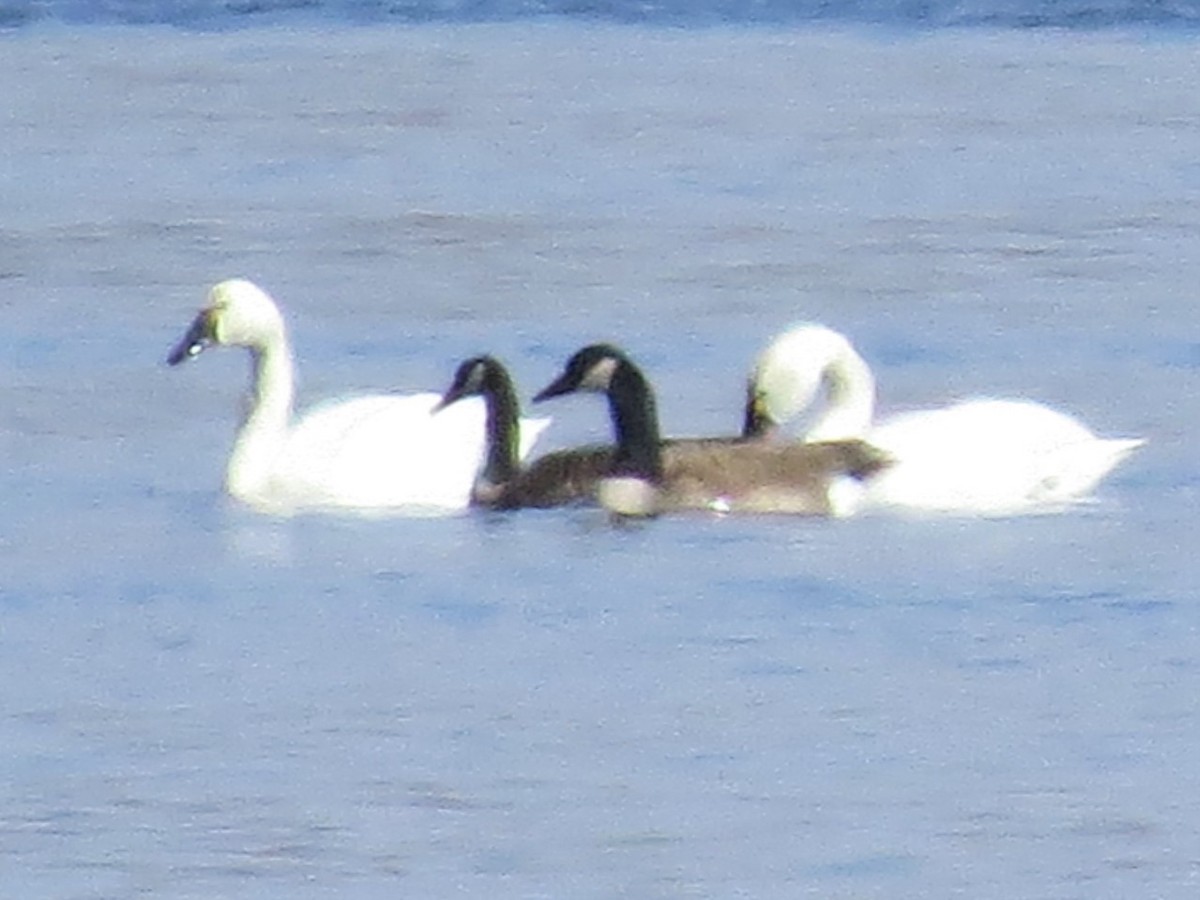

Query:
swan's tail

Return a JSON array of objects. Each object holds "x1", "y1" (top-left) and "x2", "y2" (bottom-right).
[
  {"x1": 518, "y1": 417, "x2": 554, "y2": 461},
  {"x1": 1033, "y1": 437, "x2": 1145, "y2": 503}
]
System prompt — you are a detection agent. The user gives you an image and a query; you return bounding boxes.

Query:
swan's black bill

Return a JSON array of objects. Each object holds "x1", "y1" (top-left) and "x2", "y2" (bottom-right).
[
  {"x1": 166, "y1": 312, "x2": 213, "y2": 366},
  {"x1": 741, "y1": 385, "x2": 773, "y2": 440}
]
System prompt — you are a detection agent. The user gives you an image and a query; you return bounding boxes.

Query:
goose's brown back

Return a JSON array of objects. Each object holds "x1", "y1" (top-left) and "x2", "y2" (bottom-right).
[
  {"x1": 490, "y1": 444, "x2": 612, "y2": 509},
  {"x1": 493, "y1": 436, "x2": 888, "y2": 514},
  {"x1": 657, "y1": 438, "x2": 891, "y2": 514}
]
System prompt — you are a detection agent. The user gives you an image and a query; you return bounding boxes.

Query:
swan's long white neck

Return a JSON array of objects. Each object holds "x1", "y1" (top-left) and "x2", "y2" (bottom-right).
[
  {"x1": 227, "y1": 338, "x2": 295, "y2": 499},
  {"x1": 756, "y1": 326, "x2": 878, "y2": 442},
  {"x1": 806, "y1": 341, "x2": 876, "y2": 442}
]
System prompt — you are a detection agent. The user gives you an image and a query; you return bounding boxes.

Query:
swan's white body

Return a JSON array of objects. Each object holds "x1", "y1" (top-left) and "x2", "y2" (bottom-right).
[
  {"x1": 751, "y1": 324, "x2": 1144, "y2": 516},
  {"x1": 168, "y1": 279, "x2": 550, "y2": 515}
]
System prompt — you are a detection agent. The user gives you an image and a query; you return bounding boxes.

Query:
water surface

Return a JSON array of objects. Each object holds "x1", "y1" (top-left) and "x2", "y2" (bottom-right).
[{"x1": 2, "y1": 21, "x2": 1198, "y2": 899}]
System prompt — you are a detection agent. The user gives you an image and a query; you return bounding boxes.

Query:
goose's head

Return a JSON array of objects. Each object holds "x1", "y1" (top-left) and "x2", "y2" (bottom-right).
[
  {"x1": 534, "y1": 344, "x2": 662, "y2": 518},
  {"x1": 744, "y1": 323, "x2": 875, "y2": 440},
  {"x1": 435, "y1": 355, "x2": 501, "y2": 412},
  {"x1": 167, "y1": 279, "x2": 287, "y2": 365},
  {"x1": 532, "y1": 344, "x2": 628, "y2": 402}
]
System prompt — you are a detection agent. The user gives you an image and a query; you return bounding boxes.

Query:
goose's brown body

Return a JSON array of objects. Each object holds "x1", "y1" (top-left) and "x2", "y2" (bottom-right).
[{"x1": 532, "y1": 345, "x2": 891, "y2": 517}]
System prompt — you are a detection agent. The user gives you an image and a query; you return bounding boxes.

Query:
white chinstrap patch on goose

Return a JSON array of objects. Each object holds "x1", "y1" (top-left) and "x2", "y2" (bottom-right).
[
  {"x1": 168, "y1": 279, "x2": 550, "y2": 515},
  {"x1": 751, "y1": 323, "x2": 1144, "y2": 516},
  {"x1": 578, "y1": 356, "x2": 620, "y2": 393}
]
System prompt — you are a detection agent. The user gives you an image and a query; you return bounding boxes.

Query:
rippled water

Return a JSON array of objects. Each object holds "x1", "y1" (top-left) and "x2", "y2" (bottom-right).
[
  {"x1": 2, "y1": 23, "x2": 1198, "y2": 898},
  {"x1": 5, "y1": 0, "x2": 1200, "y2": 29}
]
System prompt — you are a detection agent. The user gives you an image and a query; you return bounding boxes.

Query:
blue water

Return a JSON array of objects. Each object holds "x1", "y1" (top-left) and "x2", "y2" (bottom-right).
[
  {"x1": 3, "y1": 0, "x2": 1200, "y2": 29},
  {"x1": 2, "y1": 17, "x2": 1199, "y2": 900}
]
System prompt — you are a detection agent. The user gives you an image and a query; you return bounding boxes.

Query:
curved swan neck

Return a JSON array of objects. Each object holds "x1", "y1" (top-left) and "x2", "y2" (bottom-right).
[
  {"x1": 248, "y1": 341, "x2": 294, "y2": 427},
  {"x1": 478, "y1": 361, "x2": 521, "y2": 488},
  {"x1": 607, "y1": 361, "x2": 663, "y2": 482},
  {"x1": 227, "y1": 338, "x2": 295, "y2": 497},
  {"x1": 807, "y1": 339, "x2": 876, "y2": 442}
]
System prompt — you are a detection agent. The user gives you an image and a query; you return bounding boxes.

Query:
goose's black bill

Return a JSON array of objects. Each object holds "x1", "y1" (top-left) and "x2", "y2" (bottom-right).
[
  {"x1": 167, "y1": 311, "x2": 213, "y2": 366},
  {"x1": 532, "y1": 370, "x2": 578, "y2": 403},
  {"x1": 534, "y1": 344, "x2": 626, "y2": 402},
  {"x1": 433, "y1": 378, "x2": 470, "y2": 414},
  {"x1": 434, "y1": 357, "x2": 490, "y2": 414}
]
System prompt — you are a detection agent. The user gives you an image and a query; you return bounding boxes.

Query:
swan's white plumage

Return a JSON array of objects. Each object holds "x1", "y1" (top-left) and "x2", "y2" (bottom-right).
[
  {"x1": 751, "y1": 324, "x2": 1143, "y2": 516},
  {"x1": 253, "y1": 392, "x2": 539, "y2": 512},
  {"x1": 168, "y1": 279, "x2": 550, "y2": 514}
]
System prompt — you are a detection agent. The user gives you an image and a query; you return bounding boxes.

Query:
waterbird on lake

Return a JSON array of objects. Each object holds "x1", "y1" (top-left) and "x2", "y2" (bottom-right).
[
  {"x1": 745, "y1": 323, "x2": 1144, "y2": 515},
  {"x1": 530, "y1": 344, "x2": 890, "y2": 518},
  {"x1": 435, "y1": 355, "x2": 611, "y2": 509},
  {"x1": 166, "y1": 278, "x2": 550, "y2": 514}
]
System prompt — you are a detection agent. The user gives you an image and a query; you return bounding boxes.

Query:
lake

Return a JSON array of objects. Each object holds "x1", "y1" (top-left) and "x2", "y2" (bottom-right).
[{"x1": 1, "y1": 20, "x2": 1198, "y2": 899}]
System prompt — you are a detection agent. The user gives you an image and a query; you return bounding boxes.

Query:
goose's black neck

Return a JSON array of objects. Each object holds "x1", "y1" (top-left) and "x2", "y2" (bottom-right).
[
  {"x1": 479, "y1": 360, "x2": 522, "y2": 488},
  {"x1": 606, "y1": 359, "x2": 663, "y2": 482}
]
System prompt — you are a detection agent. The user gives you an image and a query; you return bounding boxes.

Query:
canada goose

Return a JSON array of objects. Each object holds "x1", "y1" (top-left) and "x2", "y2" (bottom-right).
[
  {"x1": 530, "y1": 344, "x2": 890, "y2": 518},
  {"x1": 435, "y1": 355, "x2": 612, "y2": 509},
  {"x1": 435, "y1": 353, "x2": 877, "y2": 511},
  {"x1": 746, "y1": 323, "x2": 1144, "y2": 514},
  {"x1": 165, "y1": 278, "x2": 550, "y2": 514}
]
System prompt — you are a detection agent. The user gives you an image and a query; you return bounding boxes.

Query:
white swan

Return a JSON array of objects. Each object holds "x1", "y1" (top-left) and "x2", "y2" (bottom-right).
[
  {"x1": 747, "y1": 324, "x2": 1144, "y2": 515},
  {"x1": 166, "y1": 278, "x2": 551, "y2": 514}
]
